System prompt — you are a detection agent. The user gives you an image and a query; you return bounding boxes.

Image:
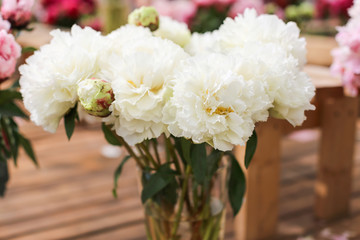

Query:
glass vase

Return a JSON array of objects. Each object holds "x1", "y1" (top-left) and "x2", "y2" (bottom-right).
[{"x1": 138, "y1": 157, "x2": 230, "y2": 240}]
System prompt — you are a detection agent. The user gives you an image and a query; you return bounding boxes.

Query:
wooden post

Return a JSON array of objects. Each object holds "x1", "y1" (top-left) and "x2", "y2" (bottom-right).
[
  {"x1": 315, "y1": 97, "x2": 358, "y2": 220},
  {"x1": 233, "y1": 119, "x2": 282, "y2": 240}
]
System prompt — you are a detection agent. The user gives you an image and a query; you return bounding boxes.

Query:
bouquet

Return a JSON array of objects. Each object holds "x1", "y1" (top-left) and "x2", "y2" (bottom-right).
[
  {"x1": 0, "y1": 0, "x2": 37, "y2": 197},
  {"x1": 331, "y1": 0, "x2": 360, "y2": 96},
  {"x1": 19, "y1": 6, "x2": 315, "y2": 239}
]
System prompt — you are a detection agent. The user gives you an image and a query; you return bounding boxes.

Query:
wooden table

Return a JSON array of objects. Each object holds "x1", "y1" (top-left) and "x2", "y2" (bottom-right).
[{"x1": 234, "y1": 65, "x2": 359, "y2": 240}]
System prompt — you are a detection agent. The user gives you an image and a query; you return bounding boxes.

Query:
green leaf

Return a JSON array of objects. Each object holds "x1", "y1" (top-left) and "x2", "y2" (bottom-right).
[
  {"x1": 207, "y1": 150, "x2": 221, "y2": 178},
  {"x1": 190, "y1": 143, "x2": 207, "y2": 185},
  {"x1": 227, "y1": 152, "x2": 246, "y2": 216},
  {"x1": 245, "y1": 130, "x2": 257, "y2": 169},
  {"x1": 181, "y1": 138, "x2": 191, "y2": 164},
  {"x1": 0, "y1": 118, "x2": 19, "y2": 165},
  {"x1": 0, "y1": 160, "x2": 9, "y2": 197},
  {"x1": 64, "y1": 104, "x2": 78, "y2": 140},
  {"x1": 21, "y1": 47, "x2": 37, "y2": 54},
  {"x1": 10, "y1": 80, "x2": 20, "y2": 89},
  {"x1": 141, "y1": 165, "x2": 175, "y2": 204},
  {"x1": 155, "y1": 178, "x2": 178, "y2": 206},
  {"x1": 112, "y1": 155, "x2": 131, "y2": 198},
  {"x1": 0, "y1": 102, "x2": 28, "y2": 118},
  {"x1": 101, "y1": 123, "x2": 122, "y2": 146},
  {"x1": 18, "y1": 134, "x2": 38, "y2": 167},
  {"x1": 0, "y1": 89, "x2": 22, "y2": 105}
]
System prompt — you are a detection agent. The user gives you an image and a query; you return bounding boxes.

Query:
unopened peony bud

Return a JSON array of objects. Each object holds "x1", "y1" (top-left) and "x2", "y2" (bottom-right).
[
  {"x1": 77, "y1": 78, "x2": 114, "y2": 117},
  {"x1": 128, "y1": 6, "x2": 159, "y2": 31}
]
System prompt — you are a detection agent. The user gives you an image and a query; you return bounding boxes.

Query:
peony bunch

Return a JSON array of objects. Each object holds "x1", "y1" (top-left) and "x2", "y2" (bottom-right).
[
  {"x1": 331, "y1": 0, "x2": 360, "y2": 96},
  {"x1": 185, "y1": 9, "x2": 314, "y2": 126},
  {"x1": 20, "y1": 8, "x2": 315, "y2": 151},
  {"x1": 35, "y1": 0, "x2": 96, "y2": 27},
  {"x1": 1, "y1": 0, "x2": 34, "y2": 28}
]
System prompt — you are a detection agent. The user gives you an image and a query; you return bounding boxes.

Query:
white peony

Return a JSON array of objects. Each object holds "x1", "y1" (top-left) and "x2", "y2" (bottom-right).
[
  {"x1": 100, "y1": 36, "x2": 189, "y2": 145},
  {"x1": 153, "y1": 16, "x2": 191, "y2": 47},
  {"x1": 163, "y1": 53, "x2": 272, "y2": 151},
  {"x1": 184, "y1": 31, "x2": 219, "y2": 55},
  {"x1": 228, "y1": 43, "x2": 315, "y2": 126},
  {"x1": 349, "y1": 0, "x2": 360, "y2": 18},
  {"x1": 20, "y1": 25, "x2": 107, "y2": 133},
  {"x1": 105, "y1": 24, "x2": 152, "y2": 55},
  {"x1": 216, "y1": 8, "x2": 307, "y2": 68}
]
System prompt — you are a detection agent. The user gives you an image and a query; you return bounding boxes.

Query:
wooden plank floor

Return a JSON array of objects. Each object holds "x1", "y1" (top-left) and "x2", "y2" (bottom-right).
[{"x1": 1, "y1": 120, "x2": 360, "y2": 240}]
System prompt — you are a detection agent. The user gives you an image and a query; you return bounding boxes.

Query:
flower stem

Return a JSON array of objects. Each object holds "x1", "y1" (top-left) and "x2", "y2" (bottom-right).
[
  {"x1": 136, "y1": 145, "x2": 149, "y2": 166},
  {"x1": 152, "y1": 139, "x2": 161, "y2": 165},
  {"x1": 165, "y1": 137, "x2": 182, "y2": 174},
  {"x1": 115, "y1": 134, "x2": 145, "y2": 169},
  {"x1": 170, "y1": 165, "x2": 191, "y2": 240},
  {"x1": 139, "y1": 142, "x2": 159, "y2": 168}
]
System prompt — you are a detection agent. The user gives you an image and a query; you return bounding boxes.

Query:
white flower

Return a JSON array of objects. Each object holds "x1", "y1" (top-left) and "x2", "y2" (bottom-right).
[
  {"x1": 105, "y1": 24, "x2": 152, "y2": 55},
  {"x1": 184, "y1": 31, "x2": 219, "y2": 55},
  {"x1": 153, "y1": 16, "x2": 191, "y2": 47},
  {"x1": 228, "y1": 43, "x2": 315, "y2": 126},
  {"x1": 163, "y1": 53, "x2": 272, "y2": 151},
  {"x1": 216, "y1": 8, "x2": 307, "y2": 68},
  {"x1": 20, "y1": 25, "x2": 107, "y2": 132},
  {"x1": 100, "y1": 36, "x2": 189, "y2": 145},
  {"x1": 349, "y1": 0, "x2": 360, "y2": 18}
]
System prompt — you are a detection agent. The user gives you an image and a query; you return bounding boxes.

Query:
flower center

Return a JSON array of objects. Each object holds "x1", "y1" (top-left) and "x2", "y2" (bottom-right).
[{"x1": 206, "y1": 106, "x2": 234, "y2": 116}]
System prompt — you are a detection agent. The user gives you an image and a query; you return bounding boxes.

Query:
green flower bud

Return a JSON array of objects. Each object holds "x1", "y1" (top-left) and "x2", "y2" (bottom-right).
[
  {"x1": 128, "y1": 6, "x2": 159, "y2": 32},
  {"x1": 77, "y1": 78, "x2": 114, "y2": 117},
  {"x1": 298, "y1": 2, "x2": 314, "y2": 20},
  {"x1": 285, "y1": 5, "x2": 299, "y2": 22}
]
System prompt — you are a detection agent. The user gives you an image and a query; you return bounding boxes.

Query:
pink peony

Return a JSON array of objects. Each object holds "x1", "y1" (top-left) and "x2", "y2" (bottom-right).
[
  {"x1": 316, "y1": 0, "x2": 353, "y2": 18},
  {"x1": 336, "y1": 19, "x2": 360, "y2": 52},
  {"x1": 153, "y1": 0, "x2": 197, "y2": 24},
  {"x1": 0, "y1": 30, "x2": 21, "y2": 81},
  {"x1": 194, "y1": 0, "x2": 236, "y2": 7},
  {"x1": 0, "y1": 15, "x2": 11, "y2": 31},
  {"x1": 229, "y1": 0, "x2": 265, "y2": 18},
  {"x1": 1, "y1": 0, "x2": 34, "y2": 28},
  {"x1": 36, "y1": 0, "x2": 96, "y2": 26},
  {"x1": 331, "y1": 46, "x2": 360, "y2": 96}
]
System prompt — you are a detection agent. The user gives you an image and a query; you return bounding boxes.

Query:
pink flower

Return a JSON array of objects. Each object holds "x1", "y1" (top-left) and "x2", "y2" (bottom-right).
[
  {"x1": 153, "y1": 0, "x2": 197, "y2": 24},
  {"x1": 229, "y1": 0, "x2": 265, "y2": 18},
  {"x1": 336, "y1": 19, "x2": 360, "y2": 52},
  {"x1": 0, "y1": 30, "x2": 21, "y2": 81},
  {"x1": 194, "y1": 0, "x2": 216, "y2": 7},
  {"x1": 0, "y1": 15, "x2": 11, "y2": 31},
  {"x1": 194, "y1": 0, "x2": 236, "y2": 7},
  {"x1": 35, "y1": 0, "x2": 96, "y2": 26},
  {"x1": 1, "y1": 0, "x2": 34, "y2": 28},
  {"x1": 331, "y1": 46, "x2": 360, "y2": 96},
  {"x1": 316, "y1": 0, "x2": 353, "y2": 18}
]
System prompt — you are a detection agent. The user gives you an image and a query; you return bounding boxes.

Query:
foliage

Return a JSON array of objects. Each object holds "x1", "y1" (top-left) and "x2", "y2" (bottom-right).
[{"x1": 0, "y1": 86, "x2": 38, "y2": 196}]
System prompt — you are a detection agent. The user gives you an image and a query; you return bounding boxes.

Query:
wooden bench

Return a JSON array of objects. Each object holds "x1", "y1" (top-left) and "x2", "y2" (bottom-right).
[{"x1": 234, "y1": 65, "x2": 358, "y2": 240}]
